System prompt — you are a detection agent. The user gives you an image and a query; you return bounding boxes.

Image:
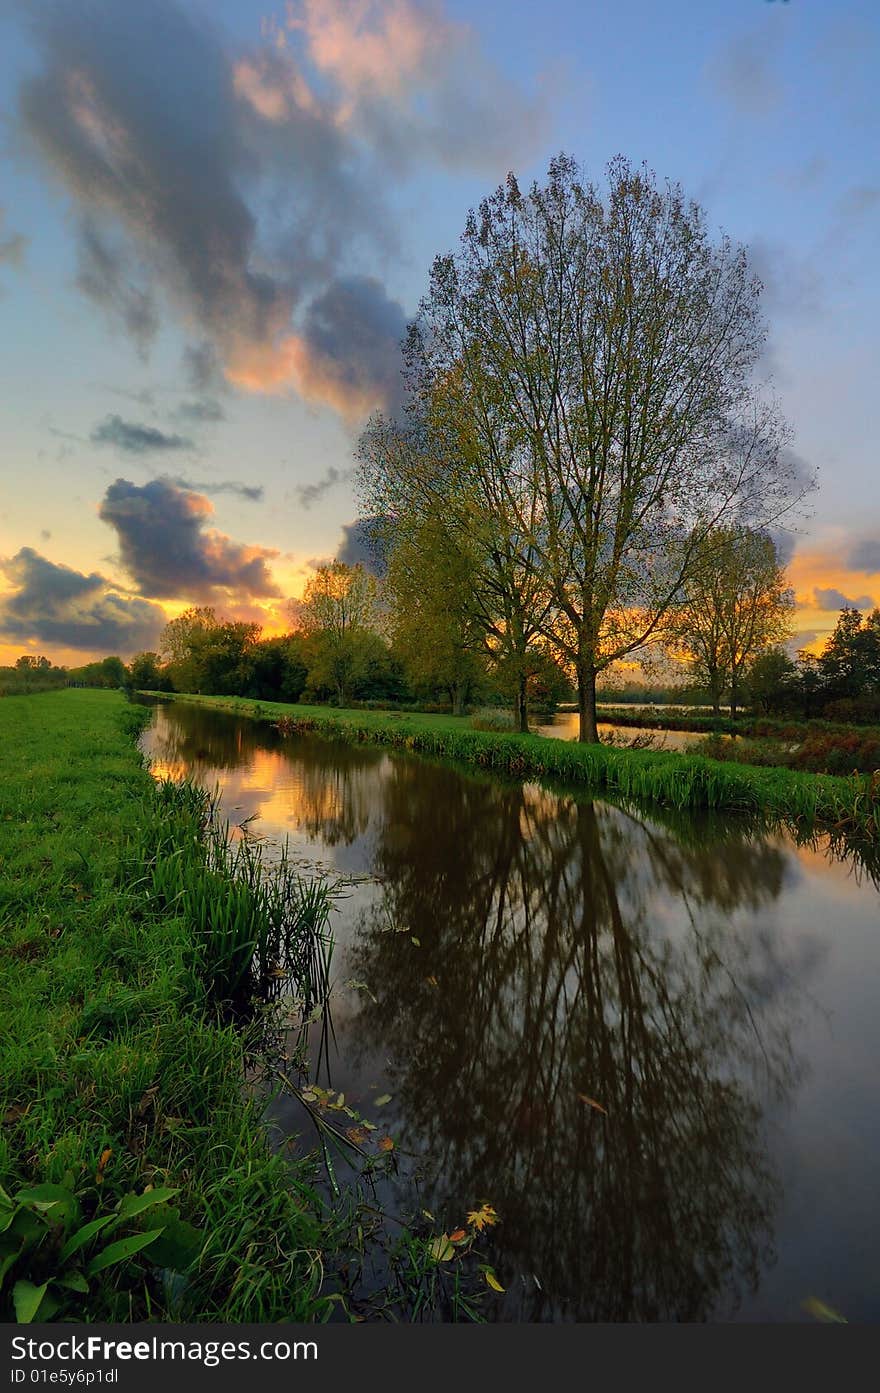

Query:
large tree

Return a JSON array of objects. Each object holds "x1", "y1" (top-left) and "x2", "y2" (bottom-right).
[
  {"x1": 373, "y1": 154, "x2": 806, "y2": 740},
  {"x1": 671, "y1": 527, "x2": 794, "y2": 718}
]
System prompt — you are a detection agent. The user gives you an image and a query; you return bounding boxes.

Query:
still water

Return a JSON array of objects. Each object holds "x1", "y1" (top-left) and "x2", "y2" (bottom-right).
[
  {"x1": 141, "y1": 701, "x2": 880, "y2": 1323},
  {"x1": 537, "y1": 712, "x2": 706, "y2": 750}
]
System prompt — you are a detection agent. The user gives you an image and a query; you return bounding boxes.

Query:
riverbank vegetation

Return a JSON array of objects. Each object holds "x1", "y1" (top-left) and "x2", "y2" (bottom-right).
[
  {"x1": 154, "y1": 693, "x2": 880, "y2": 839},
  {"x1": 0, "y1": 689, "x2": 334, "y2": 1322}
]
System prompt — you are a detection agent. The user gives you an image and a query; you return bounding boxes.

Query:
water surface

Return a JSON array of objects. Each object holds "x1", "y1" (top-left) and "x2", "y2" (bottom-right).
[{"x1": 142, "y1": 701, "x2": 880, "y2": 1323}]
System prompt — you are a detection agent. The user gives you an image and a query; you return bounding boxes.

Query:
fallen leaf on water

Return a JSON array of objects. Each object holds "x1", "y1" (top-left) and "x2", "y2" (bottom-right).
[
  {"x1": 377, "y1": 1136, "x2": 395, "y2": 1152},
  {"x1": 484, "y1": 1269, "x2": 505, "y2": 1293},
  {"x1": 803, "y1": 1297, "x2": 847, "y2": 1324},
  {"x1": 374, "y1": 1094, "x2": 392, "y2": 1107},
  {"x1": 429, "y1": 1235, "x2": 454, "y2": 1262},
  {"x1": 467, "y1": 1204, "x2": 499, "y2": 1232},
  {"x1": 422, "y1": 1209, "x2": 435, "y2": 1222},
  {"x1": 426, "y1": 975, "x2": 438, "y2": 987},
  {"x1": 346, "y1": 1126, "x2": 369, "y2": 1146},
  {"x1": 577, "y1": 1093, "x2": 607, "y2": 1115},
  {"x1": 449, "y1": 1228, "x2": 467, "y2": 1244},
  {"x1": 410, "y1": 937, "x2": 421, "y2": 947}
]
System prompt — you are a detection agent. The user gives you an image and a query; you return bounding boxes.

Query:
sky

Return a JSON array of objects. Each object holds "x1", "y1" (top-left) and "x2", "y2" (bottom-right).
[{"x1": 0, "y1": 0, "x2": 878, "y2": 666}]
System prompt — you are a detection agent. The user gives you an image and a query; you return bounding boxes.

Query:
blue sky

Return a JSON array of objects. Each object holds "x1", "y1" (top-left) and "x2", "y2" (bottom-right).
[{"x1": 1, "y1": 0, "x2": 878, "y2": 662}]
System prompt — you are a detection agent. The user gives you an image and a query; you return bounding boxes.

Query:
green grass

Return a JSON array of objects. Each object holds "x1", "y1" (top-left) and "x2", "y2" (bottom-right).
[
  {"x1": 0, "y1": 689, "x2": 334, "y2": 1323},
  {"x1": 150, "y1": 692, "x2": 880, "y2": 839}
]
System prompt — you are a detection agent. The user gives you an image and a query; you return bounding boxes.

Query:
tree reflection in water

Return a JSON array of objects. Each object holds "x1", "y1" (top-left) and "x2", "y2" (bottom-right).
[
  {"x1": 344, "y1": 765, "x2": 817, "y2": 1321},
  {"x1": 141, "y1": 702, "x2": 857, "y2": 1320}
]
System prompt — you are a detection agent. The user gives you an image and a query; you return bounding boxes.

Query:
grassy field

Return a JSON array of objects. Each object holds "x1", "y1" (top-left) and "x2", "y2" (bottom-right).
[
  {"x1": 0, "y1": 689, "x2": 332, "y2": 1323},
  {"x1": 151, "y1": 692, "x2": 880, "y2": 838}
]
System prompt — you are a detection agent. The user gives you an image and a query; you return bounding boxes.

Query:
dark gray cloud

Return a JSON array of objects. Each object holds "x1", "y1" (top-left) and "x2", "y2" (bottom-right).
[
  {"x1": 785, "y1": 631, "x2": 819, "y2": 658},
  {"x1": 294, "y1": 276, "x2": 408, "y2": 420},
  {"x1": 16, "y1": 0, "x2": 395, "y2": 414},
  {"x1": 91, "y1": 415, "x2": 193, "y2": 454},
  {"x1": 182, "y1": 342, "x2": 227, "y2": 395},
  {"x1": 166, "y1": 476, "x2": 262, "y2": 502},
  {"x1": 173, "y1": 398, "x2": 226, "y2": 424},
  {"x1": 19, "y1": 0, "x2": 292, "y2": 359},
  {"x1": 15, "y1": 0, "x2": 541, "y2": 422},
  {"x1": 336, "y1": 516, "x2": 390, "y2": 577},
  {"x1": 0, "y1": 547, "x2": 164, "y2": 652},
  {"x1": 813, "y1": 586, "x2": 874, "y2": 611},
  {"x1": 98, "y1": 477, "x2": 279, "y2": 599},
  {"x1": 294, "y1": 465, "x2": 350, "y2": 510},
  {"x1": 838, "y1": 186, "x2": 880, "y2": 220},
  {"x1": 711, "y1": 31, "x2": 782, "y2": 115},
  {"x1": 0, "y1": 206, "x2": 27, "y2": 267},
  {"x1": 747, "y1": 239, "x2": 823, "y2": 321},
  {"x1": 847, "y1": 539, "x2": 880, "y2": 574},
  {"x1": 76, "y1": 218, "x2": 158, "y2": 353},
  {"x1": 768, "y1": 526, "x2": 797, "y2": 567}
]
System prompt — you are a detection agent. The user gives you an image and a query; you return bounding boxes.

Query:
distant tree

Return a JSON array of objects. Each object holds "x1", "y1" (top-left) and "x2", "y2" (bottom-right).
[
  {"x1": 383, "y1": 516, "x2": 486, "y2": 715},
  {"x1": 296, "y1": 562, "x2": 379, "y2": 706},
  {"x1": 127, "y1": 651, "x2": 166, "y2": 691},
  {"x1": 671, "y1": 527, "x2": 794, "y2": 718},
  {"x1": 159, "y1": 607, "x2": 219, "y2": 692},
  {"x1": 747, "y1": 647, "x2": 798, "y2": 717},
  {"x1": 818, "y1": 606, "x2": 880, "y2": 702},
  {"x1": 67, "y1": 655, "x2": 128, "y2": 688},
  {"x1": 251, "y1": 635, "x2": 310, "y2": 703}
]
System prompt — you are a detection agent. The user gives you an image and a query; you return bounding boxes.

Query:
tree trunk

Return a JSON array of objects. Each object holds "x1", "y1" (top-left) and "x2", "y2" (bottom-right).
[
  {"x1": 451, "y1": 684, "x2": 464, "y2": 717},
  {"x1": 514, "y1": 670, "x2": 529, "y2": 733},
  {"x1": 577, "y1": 664, "x2": 599, "y2": 742},
  {"x1": 729, "y1": 682, "x2": 738, "y2": 721}
]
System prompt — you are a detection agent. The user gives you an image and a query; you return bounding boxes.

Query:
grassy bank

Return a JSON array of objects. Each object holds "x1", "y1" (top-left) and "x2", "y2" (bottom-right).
[
  {"x1": 0, "y1": 689, "x2": 332, "y2": 1323},
  {"x1": 151, "y1": 693, "x2": 880, "y2": 838}
]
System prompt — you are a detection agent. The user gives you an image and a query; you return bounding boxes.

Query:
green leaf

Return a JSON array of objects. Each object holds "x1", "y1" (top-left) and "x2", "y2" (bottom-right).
[
  {"x1": 373, "y1": 1094, "x2": 392, "y2": 1107},
  {"x1": 54, "y1": 1271, "x2": 89, "y2": 1294},
  {"x1": 86, "y1": 1227, "x2": 165, "y2": 1276},
  {"x1": 115, "y1": 1188, "x2": 179, "y2": 1220},
  {"x1": 15, "y1": 1185, "x2": 80, "y2": 1224},
  {"x1": 13, "y1": 1280, "x2": 48, "y2": 1324},
  {"x1": 146, "y1": 1218, "x2": 202, "y2": 1271},
  {"x1": 58, "y1": 1215, "x2": 114, "y2": 1265}
]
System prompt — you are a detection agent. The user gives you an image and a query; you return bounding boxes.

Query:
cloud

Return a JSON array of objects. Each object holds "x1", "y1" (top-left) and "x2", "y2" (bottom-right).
[
  {"x1": 294, "y1": 465, "x2": 349, "y2": 509},
  {"x1": 98, "y1": 477, "x2": 280, "y2": 600},
  {"x1": 166, "y1": 476, "x2": 262, "y2": 502},
  {"x1": 785, "y1": 630, "x2": 819, "y2": 658},
  {"x1": 0, "y1": 547, "x2": 164, "y2": 652},
  {"x1": 16, "y1": 0, "x2": 542, "y2": 423},
  {"x1": 813, "y1": 587, "x2": 875, "y2": 611},
  {"x1": 710, "y1": 30, "x2": 783, "y2": 115},
  {"x1": 76, "y1": 218, "x2": 158, "y2": 353},
  {"x1": 838, "y1": 186, "x2": 880, "y2": 220},
  {"x1": 846, "y1": 539, "x2": 880, "y2": 574},
  {"x1": 182, "y1": 342, "x2": 227, "y2": 395},
  {"x1": 90, "y1": 415, "x2": 193, "y2": 454},
  {"x1": 747, "y1": 239, "x2": 823, "y2": 321},
  {"x1": 0, "y1": 208, "x2": 28, "y2": 267},
  {"x1": 284, "y1": 0, "x2": 548, "y2": 173},
  {"x1": 241, "y1": 276, "x2": 407, "y2": 421},
  {"x1": 173, "y1": 398, "x2": 226, "y2": 424},
  {"x1": 336, "y1": 515, "x2": 390, "y2": 575}
]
